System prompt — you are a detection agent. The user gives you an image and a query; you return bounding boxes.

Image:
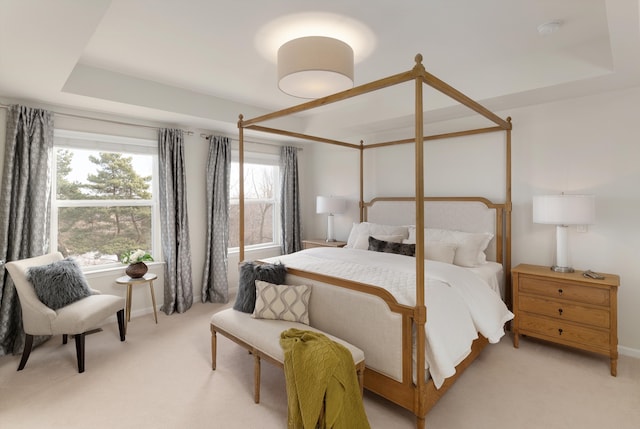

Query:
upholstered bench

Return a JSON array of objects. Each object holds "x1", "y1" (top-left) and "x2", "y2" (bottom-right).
[{"x1": 210, "y1": 308, "x2": 365, "y2": 403}]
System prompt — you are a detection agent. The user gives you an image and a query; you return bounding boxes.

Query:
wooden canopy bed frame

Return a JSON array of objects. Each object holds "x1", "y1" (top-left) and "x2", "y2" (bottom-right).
[{"x1": 236, "y1": 54, "x2": 513, "y2": 429}]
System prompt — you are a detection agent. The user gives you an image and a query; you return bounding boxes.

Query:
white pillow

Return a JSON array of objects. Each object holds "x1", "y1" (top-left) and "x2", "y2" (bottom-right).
[
  {"x1": 426, "y1": 242, "x2": 458, "y2": 264},
  {"x1": 345, "y1": 222, "x2": 409, "y2": 250},
  {"x1": 405, "y1": 226, "x2": 492, "y2": 267},
  {"x1": 252, "y1": 280, "x2": 311, "y2": 325},
  {"x1": 345, "y1": 222, "x2": 360, "y2": 248},
  {"x1": 427, "y1": 228, "x2": 492, "y2": 267},
  {"x1": 407, "y1": 225, "x2": 417, "y2": 243},
  {"x1": 354, "y1": 233, "x2": 404, "y2": 250},
  {"x1": 402, "y1": 239, "x2": 457, "y2": 264}
]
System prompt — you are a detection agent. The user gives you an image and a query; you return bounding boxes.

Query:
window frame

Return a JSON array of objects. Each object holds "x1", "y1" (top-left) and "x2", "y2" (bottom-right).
[
  {"x1": 52, "y1": 129, "x2": 161, "y2": 272},
  {"x1": 228, "y1": 150, "x2": 281, "y2": 253}
]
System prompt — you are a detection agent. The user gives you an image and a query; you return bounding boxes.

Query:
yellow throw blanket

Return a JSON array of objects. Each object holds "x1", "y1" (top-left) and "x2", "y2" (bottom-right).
[{"x1": 280, "y1": 328, "x2": 370, "y2": 429}]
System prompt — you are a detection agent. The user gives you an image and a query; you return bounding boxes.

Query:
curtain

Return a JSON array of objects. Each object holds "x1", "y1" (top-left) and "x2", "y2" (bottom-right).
[
  {"x1": 158, "y1": 128, "x2": 193, "y2": 315},
  {"x1": 202, "y1": 136, "x2": 230, "y2": 303},
  {"x1": 280, "y1": 146, "x2": 302, "y2": 254},
  {"x1": 0, "y1": 105, "x2": 53, "y2": 356}
]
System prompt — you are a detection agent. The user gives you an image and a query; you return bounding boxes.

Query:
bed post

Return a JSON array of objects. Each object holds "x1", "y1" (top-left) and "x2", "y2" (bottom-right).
[
  {"x1": 359, "y1": 140, "x2": 365, "y2": 222},
  {"x1": 413, "y1": 54, "x2": 427, "y2": 429},
  {"x1": 238, "y1": 114, "x2": 245, "y2": 263},
  {"x1": 505, "y1": 117, "x2": 513, "y2": 308},
  {"x1": 235, "y1": 54, "x2": 512, "y2": 428}
]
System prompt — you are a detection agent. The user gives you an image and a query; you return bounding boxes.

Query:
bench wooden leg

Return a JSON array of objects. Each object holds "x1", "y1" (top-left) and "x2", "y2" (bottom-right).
[
  {"x1": 210, "y1": 327, "x2": 217, "y2": 370},
  {"x1": 356, "y1": 361, "x2": 365, "y2": 397},
  {"x1": 254, "y1": 351, "x2": 261, "y2": 403}
]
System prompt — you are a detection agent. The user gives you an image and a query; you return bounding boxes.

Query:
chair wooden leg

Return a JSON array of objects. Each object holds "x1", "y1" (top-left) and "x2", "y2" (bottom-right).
[
  {"x1": 75, "y1": 333, "x2": 86, "y2": 373},
  {"x1": 116, "y1": 309, "x2": 125, "y2": 341},
  {"x1": 17, "y1": 334, "x2": 34, "y2": 371},
  {"x1": 62, "y1": 334, "x2": 68, "y2": 344},
  {"x1": 211, "y1": 327, "x2": 217, "y2": 370}
]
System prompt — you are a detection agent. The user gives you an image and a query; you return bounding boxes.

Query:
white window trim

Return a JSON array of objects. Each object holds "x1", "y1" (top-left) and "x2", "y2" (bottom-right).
[
  {"x1": 228, "y1": 151, "x2": 281, "y2": 252},
  {"x1": 52, "y1": 129, "x2": 161, "y2": 272}
]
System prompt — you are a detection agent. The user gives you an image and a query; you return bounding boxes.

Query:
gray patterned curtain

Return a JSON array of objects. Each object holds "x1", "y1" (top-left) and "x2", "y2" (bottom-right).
[
  {"x1": 158, "y1": 129, "x2": 193, "y2": 315},
  {"x1": 202, "y1": 136, "x2": 230, "y2": 303},
  {"x1": 0, "y1": 105, "x2": 53, "y2": 356},
  {"x1": 280, "y1": 146, "x2": 302, "y2": 254}
]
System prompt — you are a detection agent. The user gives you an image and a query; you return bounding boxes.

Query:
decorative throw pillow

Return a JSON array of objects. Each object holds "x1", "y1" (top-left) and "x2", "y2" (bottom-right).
[
  {"x1": 233, "y1": 261, "x2": 287, "y2": 313},
  {"x1": 425, "y1": 228, "x2": 493, "y2": 267},
  {"x1": 252, "y1": 280, "x2": 311, "y2": 325},
  {"x1": 425, "y1": 242, "x2": 458, "y2": 264},
  {"x1": 402, "y1": 239, "x2": 458, "y2": 263},
  {"x1": 346, "y1": 222, "x2": 409, "y2": 249},
  {"x1": 406, "y1": 227, "x2": 493, "y2": 267},
  {"x1": 26, "y1": 258, "x2": 93, "y2": 310},
  {"x1": 368, "y1": 236, "x2": 416, "y2": 257},
  {"x1": 354, "y1": 233, "x2": 404, "y2": 250}
]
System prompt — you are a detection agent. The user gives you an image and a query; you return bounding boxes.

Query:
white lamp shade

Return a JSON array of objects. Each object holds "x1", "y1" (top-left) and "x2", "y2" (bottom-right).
[
  {"x1": 278, "y1": 36, "x2": 354, "y2": 99},
  {"x1": 316, "y1": 196, "x2": 346, "y2": 214},
  {"x1": 533, "y1": 194, "x2": 595, "y2": 225}
]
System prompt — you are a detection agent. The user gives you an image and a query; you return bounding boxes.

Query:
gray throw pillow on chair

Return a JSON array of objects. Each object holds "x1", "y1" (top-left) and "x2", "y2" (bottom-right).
[
  {"x1": 233, "y1": 261, "x2": 287, "y2": 313},
  {"x1": 27, "y1": 257, "x2": 93, "y2": 310}
]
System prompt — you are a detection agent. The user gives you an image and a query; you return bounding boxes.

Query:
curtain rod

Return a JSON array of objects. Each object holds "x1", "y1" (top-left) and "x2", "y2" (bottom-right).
[
  {"x1": 0, "y1": 103, "x2": 194, "y2": 136},
  {"x1": 200, "y1": 133, "x2": 302, "y2": 150}
]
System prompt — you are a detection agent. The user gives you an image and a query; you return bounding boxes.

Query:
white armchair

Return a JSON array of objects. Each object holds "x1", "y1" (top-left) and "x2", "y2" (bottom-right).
[{"x1": 5, "y1": 252, "x2": 126, "y2": 373}]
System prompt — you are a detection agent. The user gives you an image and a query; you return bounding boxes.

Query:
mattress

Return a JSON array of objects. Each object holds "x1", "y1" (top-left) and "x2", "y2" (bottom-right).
[{"x1": 262, "y1": 247, "x2": 513, "y2": 388}]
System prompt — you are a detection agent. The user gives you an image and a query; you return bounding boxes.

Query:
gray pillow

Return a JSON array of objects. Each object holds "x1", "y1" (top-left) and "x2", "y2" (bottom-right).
[
  {"x1": 233, "y1": 261, "x2": 287, "y2": 313},
  {"x1": 368, "y1": 236, "x2": 416, "y2": 257},
  {"x1": 27, "y1": 258, "x2": 93, "y2": 310}
]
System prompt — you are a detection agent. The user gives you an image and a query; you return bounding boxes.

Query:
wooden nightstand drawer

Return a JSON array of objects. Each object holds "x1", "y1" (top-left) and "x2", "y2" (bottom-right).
[
  {"x1": 519, "y1": 275, "x2": 609, "y2": 306},
  {"x1": 519, "y1": 295, "x2": 610, "y2": 328},
  {"x1": 519, "y1": 313, "x2": 610, "y2": 350}
]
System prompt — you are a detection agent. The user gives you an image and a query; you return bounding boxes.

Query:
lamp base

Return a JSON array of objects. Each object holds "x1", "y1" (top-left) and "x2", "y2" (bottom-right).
[
  {"x1": 325, "y1": 213, "x2": 335, "y2": 242},
  {"x1": 551, "y1": 265, "x2": 574, "y2": 273},
  {"x1": 325, "y1": 239, "x2": 337, "y2": 242}
]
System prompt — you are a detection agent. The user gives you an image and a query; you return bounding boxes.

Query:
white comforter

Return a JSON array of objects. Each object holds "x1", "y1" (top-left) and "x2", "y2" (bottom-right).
[{"x1": 264, "y1": 247, "x2": 513, "y2": 388}]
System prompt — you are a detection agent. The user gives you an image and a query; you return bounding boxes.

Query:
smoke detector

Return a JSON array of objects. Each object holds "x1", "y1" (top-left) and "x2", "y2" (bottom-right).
[{"x1": 537, "y1": 20, "x2": 563, "y2": 36}]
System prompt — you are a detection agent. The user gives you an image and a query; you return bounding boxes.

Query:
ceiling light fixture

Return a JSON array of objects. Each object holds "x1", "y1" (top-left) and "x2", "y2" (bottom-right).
[{"x1": 277, "y1": 36, "x2": 354, "y2": 99}]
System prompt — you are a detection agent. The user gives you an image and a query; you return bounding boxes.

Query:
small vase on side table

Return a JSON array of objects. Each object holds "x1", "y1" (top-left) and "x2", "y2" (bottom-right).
[{"x1": 125, "y1": 262, "x2": 148, "y2": 279}]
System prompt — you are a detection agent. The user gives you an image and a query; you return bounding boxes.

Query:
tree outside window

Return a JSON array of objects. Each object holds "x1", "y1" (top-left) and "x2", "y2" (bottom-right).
[
  {"x1": 53, "y1": 139, "x2": 157, "y2": 268},
  {"x1": 228, "y1": 160, "x2": 279, "y2": 249}
]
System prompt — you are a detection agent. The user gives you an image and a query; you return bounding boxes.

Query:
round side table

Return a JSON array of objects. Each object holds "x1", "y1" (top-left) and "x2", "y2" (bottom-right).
[{"x1": 115, "y1": 273, "x2": 158, "y2": 332}]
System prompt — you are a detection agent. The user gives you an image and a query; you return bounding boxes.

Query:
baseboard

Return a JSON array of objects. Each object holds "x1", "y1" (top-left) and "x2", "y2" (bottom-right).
[{"x1": 619, "y1": 345, "x2": 640, "y2": 359}]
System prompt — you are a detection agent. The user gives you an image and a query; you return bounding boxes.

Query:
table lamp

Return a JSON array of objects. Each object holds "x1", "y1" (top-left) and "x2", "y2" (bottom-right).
[
  {"x1": 316, "y1": 196, "x2": 346, "y2": 242},
  {"x1": 533, "y1": 194, "x2": 595, "y2": 272}
]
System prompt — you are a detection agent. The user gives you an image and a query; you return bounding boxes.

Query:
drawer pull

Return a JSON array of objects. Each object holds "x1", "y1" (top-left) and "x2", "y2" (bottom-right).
[
  {"x1": 558, "y1": 288, "x2": 563, "y2": 296},
  {"x1": 558, "y1": 328, "x2": 563, "y2": 336},
  {"x1": 558, "y1": 308, "x2": 563, "y2": 316}
]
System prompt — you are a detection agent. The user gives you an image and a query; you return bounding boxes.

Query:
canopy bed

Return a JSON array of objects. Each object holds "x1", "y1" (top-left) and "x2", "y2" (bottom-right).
[{"x1": 236, "y1": 54, "x2": 513, "y2": 429}]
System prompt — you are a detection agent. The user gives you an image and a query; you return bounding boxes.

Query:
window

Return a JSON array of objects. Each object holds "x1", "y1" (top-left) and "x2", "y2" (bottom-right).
[
  {"x1": 228, "y1": 152, "x2": 280, "y2": 250},
  {"x1": 52, "y1": 130, "x2": 160, "y2": 269}
]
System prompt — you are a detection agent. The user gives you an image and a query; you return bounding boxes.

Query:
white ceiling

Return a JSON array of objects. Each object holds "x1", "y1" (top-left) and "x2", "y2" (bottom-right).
[{"x1": 1, "y1": 0, "x2": 639, "y2": 142}]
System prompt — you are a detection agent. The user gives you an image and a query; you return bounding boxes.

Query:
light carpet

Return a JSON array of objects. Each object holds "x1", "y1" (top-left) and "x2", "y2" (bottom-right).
[{"x1": 1, "y1": 301, "x2": 638, "y2": 429}]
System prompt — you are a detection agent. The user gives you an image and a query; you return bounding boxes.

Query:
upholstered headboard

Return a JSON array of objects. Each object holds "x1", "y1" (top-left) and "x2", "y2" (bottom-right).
[{"x1": 362, "y1": 197, "x2": 505, "y2": 263}]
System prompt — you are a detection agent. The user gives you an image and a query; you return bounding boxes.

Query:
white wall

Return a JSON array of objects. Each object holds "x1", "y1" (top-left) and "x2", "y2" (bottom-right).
[
  {"x1": 304, "y1": 86, "x2": 640, "y2": 356},
  {"x1": 509, "y1": 88, "x2": 640, "y2": 357},
  {"x1": 3, "y1": 84, "x2": 639, "y2": 355}
]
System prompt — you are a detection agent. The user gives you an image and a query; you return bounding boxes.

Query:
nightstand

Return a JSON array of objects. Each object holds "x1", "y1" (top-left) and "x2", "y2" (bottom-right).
[
  {"x1": 512, "y1": 264, "x2": 620, "y2": 376},
  {"x1": 302, "y1": 239, "x2": 347, "y2": 249}
]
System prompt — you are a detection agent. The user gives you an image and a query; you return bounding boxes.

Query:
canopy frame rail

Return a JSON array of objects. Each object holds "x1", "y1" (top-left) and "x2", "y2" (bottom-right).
[{"x1": 236, "y1": 53, "x2": 512, "y2": 429}]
